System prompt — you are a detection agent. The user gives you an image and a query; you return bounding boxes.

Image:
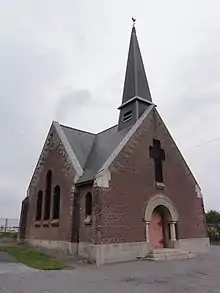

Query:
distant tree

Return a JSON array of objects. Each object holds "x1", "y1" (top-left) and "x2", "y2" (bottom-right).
[{"x1": 205, "y1": 210, "x2": 220, "y2": 224}]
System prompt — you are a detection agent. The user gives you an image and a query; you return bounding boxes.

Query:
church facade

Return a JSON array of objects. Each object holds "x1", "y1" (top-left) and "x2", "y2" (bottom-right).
[{"x1": 19, "y1": 26, "x2": 209, "y2": 265}]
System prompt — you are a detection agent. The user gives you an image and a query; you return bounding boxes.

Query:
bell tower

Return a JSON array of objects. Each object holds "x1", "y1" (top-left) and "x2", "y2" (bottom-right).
[{"x1": 118, "y1": 25, "x2": 154, "y2": 131}]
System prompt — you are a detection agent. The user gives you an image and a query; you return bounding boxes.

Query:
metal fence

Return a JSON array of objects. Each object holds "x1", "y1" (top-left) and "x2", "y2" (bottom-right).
[{"x1": 0, "y1": 218, "x2": 19, "y2": 233}]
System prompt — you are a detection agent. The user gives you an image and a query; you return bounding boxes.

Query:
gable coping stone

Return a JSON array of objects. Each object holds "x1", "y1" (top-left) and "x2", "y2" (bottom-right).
[
  {"x1": 53, "y1": 121, "x2": 83, "y2": 182},
  {"x1": 95, "y1": 105, "x2": 154, "y2": 186}
]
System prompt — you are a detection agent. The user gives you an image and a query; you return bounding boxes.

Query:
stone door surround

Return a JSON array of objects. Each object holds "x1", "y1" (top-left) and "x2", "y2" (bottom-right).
[{"x1": 145, "y1": 194, "x2": 179, "y2": 244}]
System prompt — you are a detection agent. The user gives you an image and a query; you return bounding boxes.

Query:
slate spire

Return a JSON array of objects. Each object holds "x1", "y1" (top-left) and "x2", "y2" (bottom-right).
[
  {"x1": 122, "y1": 26, "x2": 152, "y2": 104},
  {"x1": 118, "y1": 25, "x2": 154, "y2": 131}
]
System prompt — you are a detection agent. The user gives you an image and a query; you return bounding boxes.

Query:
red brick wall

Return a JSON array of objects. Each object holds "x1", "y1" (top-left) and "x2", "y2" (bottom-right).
[
  {"x1": 26, "y1": 142, "x2": 75, "y2": 242},
  {"x1": 98, "y1": 108, "x2": 206, "y2": 244}
]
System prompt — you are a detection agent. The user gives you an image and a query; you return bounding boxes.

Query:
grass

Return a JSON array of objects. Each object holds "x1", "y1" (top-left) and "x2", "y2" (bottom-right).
[
  {"x1": 0, "y1": 231, "x2": 18, "y2": 239},
  {"x1": 0, "y1": 245, "x2": 65, "y2": 270}
]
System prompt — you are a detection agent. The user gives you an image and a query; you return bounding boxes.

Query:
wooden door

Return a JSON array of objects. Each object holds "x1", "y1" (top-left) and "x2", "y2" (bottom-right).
[{"x1": 149, "y1": 210, "x2": 164, "y2": 248}]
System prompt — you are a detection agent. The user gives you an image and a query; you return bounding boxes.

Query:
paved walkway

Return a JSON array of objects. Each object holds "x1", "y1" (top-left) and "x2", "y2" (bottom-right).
[
  {"x1": 0, "y1": 246, "x2": 220, "y2": 293},
  {"x1": 0, "y1": 250, "x2": 36, "y2": 288},
  {"x1": 0, "y1": 251, "x2": 17, "y2": 263}
]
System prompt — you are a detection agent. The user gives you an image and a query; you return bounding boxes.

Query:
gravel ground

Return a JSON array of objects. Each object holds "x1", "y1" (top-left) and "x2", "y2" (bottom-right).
[{"x1": 0, "y1": 246, "x2": 219, "y2": 293}]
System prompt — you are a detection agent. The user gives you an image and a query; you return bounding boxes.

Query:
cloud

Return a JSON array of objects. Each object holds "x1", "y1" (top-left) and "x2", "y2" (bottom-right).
[
  {"x1": 0, "y1": 0, "x2": 220, "y2": 219},
  {"x1": 0, "y1": 188, "x2": 22, "y2": 219},
  {"x1": 55, "y1": 89, "x2": 92, "y2": 121},
  {"x1": 159, "y1": 30, "x2": 220, "y2": 211},
  {"x1": 0, "y1": 34, "x2": 65, "y2": 217}
]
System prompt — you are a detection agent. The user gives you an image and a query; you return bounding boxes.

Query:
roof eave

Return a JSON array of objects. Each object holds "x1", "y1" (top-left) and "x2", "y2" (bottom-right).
[
  {"x1": 118, "y1": 96, "x2": 156, "y2": 109},
  {"x1": 75, "y1": 179, "x2": 94, "y2": 187}
]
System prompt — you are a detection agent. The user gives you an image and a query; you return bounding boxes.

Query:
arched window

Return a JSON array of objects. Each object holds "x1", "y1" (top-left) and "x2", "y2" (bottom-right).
[
  {"x1": 85, "y1": 192, "x2": 92, "y2": 217},
  {"x1": 35, "y1": 190, "x2": 43, "y2": 221},
  {"x1": 44, "y1": 170, "x2": 52, "y2": 220},
  {"x1": 53, "y1": 185, "x2": 60, "y2": 219}
]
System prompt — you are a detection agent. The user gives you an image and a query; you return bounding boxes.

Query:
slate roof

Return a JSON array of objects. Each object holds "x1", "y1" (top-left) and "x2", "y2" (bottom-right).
[
  {"x1": 61, "y1": 125, "x2": 95, "y2": 169},
  {"x1": 60, "y1": 124, "x2": 131, "y2": 184}
]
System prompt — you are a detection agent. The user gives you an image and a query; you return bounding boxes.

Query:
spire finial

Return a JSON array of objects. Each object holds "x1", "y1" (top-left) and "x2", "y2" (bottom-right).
[{"x1": 132, "y1": 17, "x2": 136, "y2": 27}]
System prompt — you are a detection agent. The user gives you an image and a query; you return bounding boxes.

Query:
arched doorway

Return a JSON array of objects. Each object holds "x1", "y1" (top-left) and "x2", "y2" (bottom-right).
[
  {"x1": 145, "y1": 195, "x2": 179, "y2": 249},
  {"x1": 149, "y1": 205, "x2": 173, "y2": 248}
]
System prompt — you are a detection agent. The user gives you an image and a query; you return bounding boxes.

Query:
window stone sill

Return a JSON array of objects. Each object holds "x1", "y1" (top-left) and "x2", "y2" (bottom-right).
[
  {"x1": 84, "y1": 215, "x2": 92, "y2": 225},
  {"x1": 35, "y1": 221, "x2": 41, "y2": 227},
  {"x1": 155, "y1": 182, "x2": 165, "y2": 189},
  {"x1": 51, "y1": 219, "x2": 59, "y2": 227},
  {"x1": 42, "y1": 220, "x2": 50, "y2": 227}
]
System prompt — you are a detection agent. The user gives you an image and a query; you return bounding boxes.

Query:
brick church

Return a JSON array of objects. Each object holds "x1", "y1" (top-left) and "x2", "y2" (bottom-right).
[{"x1": 19, "y1": 25, "x2": 209, "y2": 265}]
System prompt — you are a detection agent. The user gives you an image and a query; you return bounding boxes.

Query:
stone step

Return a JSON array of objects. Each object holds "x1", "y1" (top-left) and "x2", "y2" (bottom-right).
[
  {"x1": 145, "y1": 248, "x2": 195, "y2": 261},
  {"x1": 151, "y1": 248, "x2": 184, "y2": 254}
]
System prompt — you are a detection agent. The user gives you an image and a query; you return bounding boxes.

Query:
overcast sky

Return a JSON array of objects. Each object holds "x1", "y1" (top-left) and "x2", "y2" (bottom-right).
[{"x1": 0, "y1": 0, "x2": 220, "y2": 218}]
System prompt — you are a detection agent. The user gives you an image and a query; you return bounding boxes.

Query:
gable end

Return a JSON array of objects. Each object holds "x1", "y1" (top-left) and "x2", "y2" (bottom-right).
[{"x1": 27, "y1": 121, "x2": 83, "y2": 194}]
